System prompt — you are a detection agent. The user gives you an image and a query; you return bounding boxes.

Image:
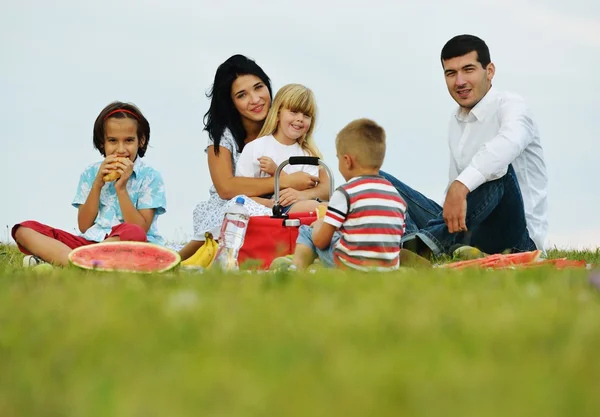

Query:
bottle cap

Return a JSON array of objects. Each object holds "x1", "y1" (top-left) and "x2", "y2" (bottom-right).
[{"x1": 235, "y1": 196, "x2": 245, "y2": 205}]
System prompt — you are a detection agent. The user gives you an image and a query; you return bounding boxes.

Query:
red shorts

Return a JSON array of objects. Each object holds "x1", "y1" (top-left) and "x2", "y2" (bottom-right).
[{"x1": 12, "y1": 221, "x2": 147, "y2": 255}]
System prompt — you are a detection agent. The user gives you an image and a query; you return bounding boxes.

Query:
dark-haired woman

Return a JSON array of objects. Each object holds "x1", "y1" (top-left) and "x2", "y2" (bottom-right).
[{"x1": 179, "y1": 55, "x2": 325, "y2": 260}]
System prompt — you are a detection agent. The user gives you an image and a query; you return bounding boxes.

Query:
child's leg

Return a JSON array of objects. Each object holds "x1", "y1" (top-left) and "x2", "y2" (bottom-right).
[
  {"x1": 288, "y1": 199, "x2": 321, "y2": 214},
  {"x1": 292, "y1": 244, "x2": 318, "y2": 269},
  {"x1": 104, "y1": 223, "x2": 147, "y2": 242},
  {"x1": 312, "y1": 232, "x2": 341, "y2": 268},
  {"x1": 292, "y1": 225, "x2": 318, "y2": 269},
  {"x1": 12, "y1": 221, "x2": 90, "y2": 266}
]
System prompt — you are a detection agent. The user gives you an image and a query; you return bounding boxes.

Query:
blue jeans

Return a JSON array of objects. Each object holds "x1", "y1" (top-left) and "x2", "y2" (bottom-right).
[
  {"x1": 380, "y1": 165, "x2": 536, "y2": 255},
  {"x1": 296, "y1": 225, "x2": 341, "y2": 268}
]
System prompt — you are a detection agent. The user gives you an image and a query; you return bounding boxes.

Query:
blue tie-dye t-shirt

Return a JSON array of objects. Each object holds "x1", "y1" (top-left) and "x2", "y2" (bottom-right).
[{"x1": 72, "y1": 158, "x2": 167, "y2": 245}]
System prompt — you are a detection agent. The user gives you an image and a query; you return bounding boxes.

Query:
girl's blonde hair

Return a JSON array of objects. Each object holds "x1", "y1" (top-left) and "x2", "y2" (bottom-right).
[{"x1": 257, "y1": 83, "x2": 322, "y2": 158}]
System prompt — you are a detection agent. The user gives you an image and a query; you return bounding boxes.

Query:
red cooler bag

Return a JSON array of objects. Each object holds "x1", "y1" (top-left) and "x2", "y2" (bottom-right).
[
  {"x1": 238, "y1": 212, "x2": 317, "y2": 269},
  {"x1": 237, "y1": 156, "x2": 334, "y2": 269}
]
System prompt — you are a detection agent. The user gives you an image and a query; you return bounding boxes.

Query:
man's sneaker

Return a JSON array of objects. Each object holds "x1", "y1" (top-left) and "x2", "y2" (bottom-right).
[
  {"x1": 23, "y1": 255, "x2": 47, "y2": 268},
  {"x1": 451, "y1": 245, "x2": 487, "y2": 260}
]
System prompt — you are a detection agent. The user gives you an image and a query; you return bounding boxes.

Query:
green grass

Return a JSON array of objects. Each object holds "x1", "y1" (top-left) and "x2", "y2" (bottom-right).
[{"x1": 1, "y1": 243, "x2": 599, "y2": 417}]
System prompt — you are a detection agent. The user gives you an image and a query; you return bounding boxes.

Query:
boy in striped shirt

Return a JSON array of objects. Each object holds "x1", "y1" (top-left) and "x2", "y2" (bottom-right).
[{"x1": 291, "y1": 118, "x2": 407, "y2": 271}]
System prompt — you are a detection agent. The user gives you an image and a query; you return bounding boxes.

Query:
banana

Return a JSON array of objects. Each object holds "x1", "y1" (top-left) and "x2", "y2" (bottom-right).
[
  {"x1": 197, "y1": 234, "x2": 216, "y2": 267},
  {"x1": 182, "y1": 233, "x2": 218, "y2": 268},
  {"x1": 206, "y1": 236, "x2": 218, "y2": 269},
  {"x1": 181, "y1": 242, "x2": 208, "y2": 266}
]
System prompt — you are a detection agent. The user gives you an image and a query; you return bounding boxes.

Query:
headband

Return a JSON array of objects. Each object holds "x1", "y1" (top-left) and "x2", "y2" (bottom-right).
[{"x1": 104, "y1": 108, "x2": 140, "y2": 121}]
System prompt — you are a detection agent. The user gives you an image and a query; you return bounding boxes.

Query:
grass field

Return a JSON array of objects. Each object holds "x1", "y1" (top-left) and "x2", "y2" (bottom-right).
[{"x1": 1, "y1": 243, "x2": 599, "y2": 417}]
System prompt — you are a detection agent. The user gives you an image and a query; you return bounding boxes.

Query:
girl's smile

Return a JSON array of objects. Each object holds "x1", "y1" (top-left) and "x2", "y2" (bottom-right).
[{"x1": 275, "y1": 109, "x2": 312, "y2": 144}]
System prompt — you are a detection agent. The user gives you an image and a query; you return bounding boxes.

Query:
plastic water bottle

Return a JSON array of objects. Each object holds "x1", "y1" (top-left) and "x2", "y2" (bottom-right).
[{"x1": 214, "y1": 196, "x2": 250, "y2": 271}]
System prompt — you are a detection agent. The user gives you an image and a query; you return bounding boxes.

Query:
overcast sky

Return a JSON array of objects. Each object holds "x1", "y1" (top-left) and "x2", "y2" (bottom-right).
[{"x1": 1, "y1": 0, "x2": 598, "y2": 249}]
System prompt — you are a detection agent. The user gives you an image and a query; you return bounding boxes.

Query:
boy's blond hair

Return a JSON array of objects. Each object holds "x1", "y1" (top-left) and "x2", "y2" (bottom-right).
[
  {"x1": 335, "y1": 118, "x2": 386, "y2": 169},
  {"x1": 258, "y1": 83, "x2": 323, "y2": 158}
]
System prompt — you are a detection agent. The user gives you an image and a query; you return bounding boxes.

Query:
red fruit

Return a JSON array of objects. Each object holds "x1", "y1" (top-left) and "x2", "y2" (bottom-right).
[{"x1": 69, "y1": 242, "x2": 181, "y2": 273}]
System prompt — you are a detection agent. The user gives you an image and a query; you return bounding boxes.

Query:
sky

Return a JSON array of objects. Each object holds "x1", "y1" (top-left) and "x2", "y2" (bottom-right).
[{"x1": 1, "y1": 0, "x2": 599, "y2": 249}]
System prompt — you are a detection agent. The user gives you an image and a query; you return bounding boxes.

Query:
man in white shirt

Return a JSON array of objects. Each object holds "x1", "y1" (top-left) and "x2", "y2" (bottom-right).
[{"x1": 381, "y1": 34, "x2": 549, "y2": 257}]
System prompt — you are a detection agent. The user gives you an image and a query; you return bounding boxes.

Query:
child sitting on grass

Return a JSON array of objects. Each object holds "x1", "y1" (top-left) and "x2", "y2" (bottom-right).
[
  {"x1": 235, "y1": 83, "x2": 328, "y2": 214},
  {"x1": 12, "y1": 102, "x2": 167, "y2": 267},
  {"x1": 291, "y1": 118, "x2": 407, "y2": 271}
]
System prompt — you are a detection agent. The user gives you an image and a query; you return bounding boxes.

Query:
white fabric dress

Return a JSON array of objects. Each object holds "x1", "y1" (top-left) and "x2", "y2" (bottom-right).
[
  {"x1": 192, "y1": 130, "x2": 273, "y2": 241},
  {"x1": 235, "y1": 134, "x2": 319, "y2": 179}
]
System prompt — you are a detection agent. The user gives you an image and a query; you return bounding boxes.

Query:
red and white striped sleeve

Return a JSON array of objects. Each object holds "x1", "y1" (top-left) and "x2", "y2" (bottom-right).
[{"x1": 324, "y1": 189, "x2": 348, "y2": 229}]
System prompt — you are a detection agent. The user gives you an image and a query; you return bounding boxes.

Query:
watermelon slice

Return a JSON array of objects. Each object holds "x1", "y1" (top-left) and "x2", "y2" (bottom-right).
[
  {"x1": 519, "y1": 258, "x2": 588, "y2": 269},
  {"x1": 440, "y1": 254, "x2": 502, "y2": 269},
  {"x1": 69, "y1": 242, "x2": 181, "y2": 273},
  {"x1": 487, "y1": 250, "x2": 542, "y2": 269},
  {"x1": 441, "y1": 250, "x2": 542, "y2": 269}
]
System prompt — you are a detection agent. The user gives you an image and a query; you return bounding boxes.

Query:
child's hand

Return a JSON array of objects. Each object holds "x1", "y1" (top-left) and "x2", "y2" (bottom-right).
[
  {"x1": 113, "y1": 158, "x2": 134, "y2": 191},
  {"x1": 257, "y1": 156, "x2": 278, "y2": 175},
  {"x1": 94, "y1": 155, "x2": 121, "y2": 188},
  {"x1": 280, "y1": 172, "x2": 320, "y2": 190},
  {"x1": 278, "y1": 188, "x2": 306, "y2": 207}
]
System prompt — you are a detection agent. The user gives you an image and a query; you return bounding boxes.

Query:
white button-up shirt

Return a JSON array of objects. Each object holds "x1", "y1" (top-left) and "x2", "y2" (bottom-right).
[{"x1": 448, "y1": 87, "x2": 549, "y2": 250}]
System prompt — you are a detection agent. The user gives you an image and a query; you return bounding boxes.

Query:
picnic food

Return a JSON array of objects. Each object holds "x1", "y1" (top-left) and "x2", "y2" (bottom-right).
[
  {"x1": 68, "y1": 241, "x2": 181, "y2": 273},
  {"x1": 316, "y1": 204, "x2": 327, "y2": 219},
  {"x1": 441, "y1": 250, "x2": 544, "y2": 269},
  {"x1": 103, "y1": 157, "x2": 126, "y2": 182},
  {"x1": 180, "y1": 232, "x2": 218, "y2": 268},
  {"x1": 103, "y1": 171, "x2": 121, "y2": 182}
]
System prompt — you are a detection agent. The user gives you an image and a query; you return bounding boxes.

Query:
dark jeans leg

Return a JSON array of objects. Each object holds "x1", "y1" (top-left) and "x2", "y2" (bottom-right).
[
  {"x1": 381, "y1": 165, "x2": 535, "y2": 255},
  {"x1": 466, "y1": 166, "x2": 536, "y2": 253},
  {"x1": 379, "y1": 170, "x2": 442, "y2": 234}
]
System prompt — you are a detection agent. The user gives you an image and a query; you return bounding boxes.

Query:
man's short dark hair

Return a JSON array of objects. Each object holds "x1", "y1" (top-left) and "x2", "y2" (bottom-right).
[{"x1": 441, "y1": 34, "x2": 491, "y2": 68}]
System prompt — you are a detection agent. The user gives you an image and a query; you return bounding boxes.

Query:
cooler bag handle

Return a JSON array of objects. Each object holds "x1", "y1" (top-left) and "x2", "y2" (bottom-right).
[
  {"x1": 272, "y1": 157, "x2": 335, "y2": 218},
  {"x1": 288, "y1": 156, "x2": 320, "y2": 166}
]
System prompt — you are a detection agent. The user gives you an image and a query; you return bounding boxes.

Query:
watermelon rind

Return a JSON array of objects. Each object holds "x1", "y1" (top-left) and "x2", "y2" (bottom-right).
[{"x1": 68, "y1": 241, "x2": 181, "y2": 273}]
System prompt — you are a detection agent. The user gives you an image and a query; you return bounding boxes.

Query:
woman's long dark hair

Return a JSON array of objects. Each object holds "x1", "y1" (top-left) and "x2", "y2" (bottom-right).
[{"x1": 203, "y1": 54, "x2": 272, "y2": 155}]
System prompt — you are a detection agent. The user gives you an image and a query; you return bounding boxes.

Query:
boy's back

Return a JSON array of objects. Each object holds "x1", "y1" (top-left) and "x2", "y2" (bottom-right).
[
  {"x1": 325, "y1": 175, "x2": 406, "y2": 271},
  {"x1": 289, "y1": 118, "x2": 406, "y2": 272}
]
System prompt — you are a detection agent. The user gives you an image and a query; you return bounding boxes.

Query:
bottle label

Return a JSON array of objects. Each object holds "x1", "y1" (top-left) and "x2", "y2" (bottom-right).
[{"x1": 226, "y1": 219, "x2": 246, "y2": 229}]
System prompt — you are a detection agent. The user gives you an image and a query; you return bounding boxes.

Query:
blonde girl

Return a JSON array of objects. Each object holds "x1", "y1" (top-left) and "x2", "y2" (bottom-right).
[{"x1": 236, "y1": 84, "x2": 329, "y2": 214}]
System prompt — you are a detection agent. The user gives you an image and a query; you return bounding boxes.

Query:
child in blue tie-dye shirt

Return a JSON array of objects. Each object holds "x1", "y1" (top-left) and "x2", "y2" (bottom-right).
[{"x1": 12, "y1": 101, "x2": 167, "y2": 267}]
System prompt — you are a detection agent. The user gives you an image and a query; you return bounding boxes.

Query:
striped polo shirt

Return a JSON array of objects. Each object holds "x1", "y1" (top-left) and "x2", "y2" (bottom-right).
[{"x1": 325, "y1": 175, "x2": 407, "y2": 271}]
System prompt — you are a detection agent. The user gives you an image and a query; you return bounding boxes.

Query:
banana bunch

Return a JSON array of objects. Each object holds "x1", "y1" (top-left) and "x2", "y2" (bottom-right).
[{"x1": 181, "y1": 232, "x2": 218, "y2": 268}]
